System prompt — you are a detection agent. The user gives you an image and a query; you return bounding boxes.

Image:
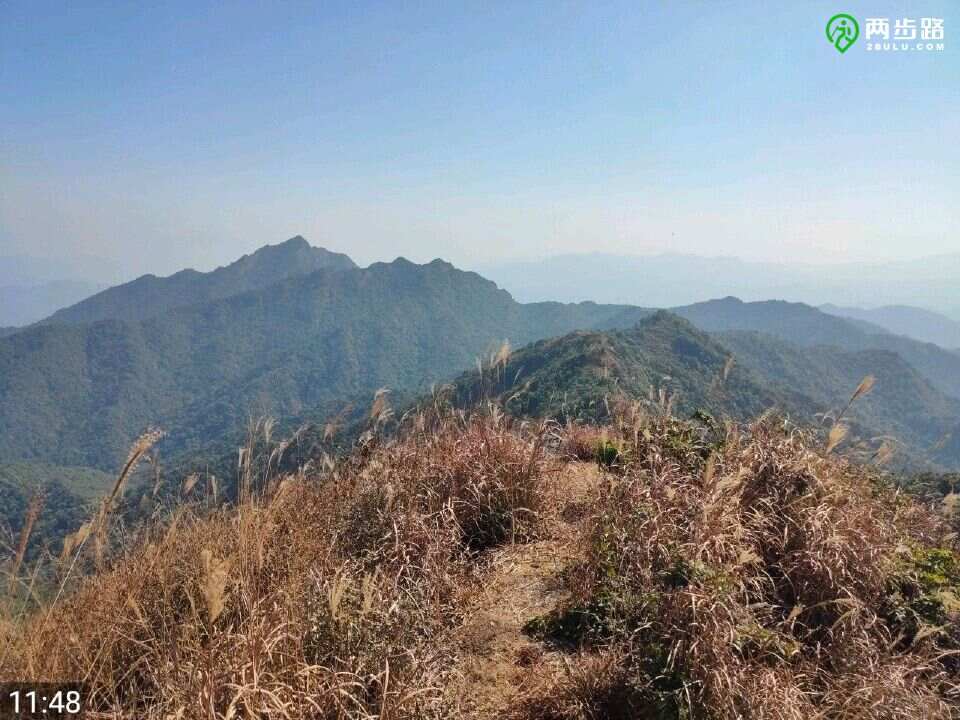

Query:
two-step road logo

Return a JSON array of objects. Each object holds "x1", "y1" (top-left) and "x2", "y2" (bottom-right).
[
  {"x1": 826, "y1": 13, "x2": 945, "y2": 53},
  {"x1": 826, "y1": 14, "x2": 859, "y2": 53}
]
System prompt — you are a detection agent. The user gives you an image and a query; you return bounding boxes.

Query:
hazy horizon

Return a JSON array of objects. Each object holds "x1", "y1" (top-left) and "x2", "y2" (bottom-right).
[
  {"x1": 5, "y1": 237, "x2": 960, "y2": 286},
  {"x1": 2, "y1": 1, "x2": 957, "y2": 279},
  {"x1": 5, "y1": 237, "x2": 960, "y2": 326}
]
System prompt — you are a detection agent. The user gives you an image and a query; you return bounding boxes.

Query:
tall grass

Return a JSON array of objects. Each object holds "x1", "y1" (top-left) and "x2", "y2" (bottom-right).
[
  {"x1": 518, "y1": 416, "x2": 960, "y2": 719},
  {"x1": 1, "y1": 411, "x2": 553, "y2": 719},
  {"x1": 7, "y1": 490, "x2": 42, "y2": 593},
  {"x1": 3, "y1": 406, "x2": 958, "y2": 719}
]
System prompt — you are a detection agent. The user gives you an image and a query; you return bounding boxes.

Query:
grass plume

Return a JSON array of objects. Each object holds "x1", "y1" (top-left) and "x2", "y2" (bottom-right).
[
  {"x1": 3, "y1": 410, "x2": 957, "y2": 719},
  {"x1": 7, "y1": 490, "x2": 43, "y2": 593}
]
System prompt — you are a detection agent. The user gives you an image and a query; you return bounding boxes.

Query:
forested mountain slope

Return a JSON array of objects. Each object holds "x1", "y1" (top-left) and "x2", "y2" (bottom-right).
[
  {"x1": 674, "y1": 297, "x2": 960, "y2": 399},
  {"x1": 449, "y1": 312, "x2": 960, "y2": 469},
  {"x1": 41, "y1": 236, "x2": 356, "y2": 326},
  {"x1": 0, "y1": 258, "x2": 650, "y2": 469}
]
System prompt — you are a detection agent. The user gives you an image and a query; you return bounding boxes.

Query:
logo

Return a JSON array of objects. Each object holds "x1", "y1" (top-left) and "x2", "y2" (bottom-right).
[
  {"x1": 826, "y1": 13, "x2": 946, "y2": 53},
  {"x1": 864, "y1": 16, "x2": 945, "y2": 52},
  {"x1": 826, "y1": 13, "x2": 860, "y2": 53}
]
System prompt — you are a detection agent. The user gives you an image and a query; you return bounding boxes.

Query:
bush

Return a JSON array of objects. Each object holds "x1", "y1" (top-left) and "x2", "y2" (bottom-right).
[
  {"x1": 560, "y1": 423, "x2": 606, "y2": 462},
  {"x1": 595, "y1": 440, "x2": 620, "y2": 469},
  {"x1": 524, "y1": 419, "x2": 960, "y2": 719},
  {"x1": 1, "y1": 412, "x2": 553, "y2": 719}
]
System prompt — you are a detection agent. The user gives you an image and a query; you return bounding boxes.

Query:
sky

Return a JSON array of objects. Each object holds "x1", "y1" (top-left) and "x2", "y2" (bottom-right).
[{"x1": 1, "y1": 1, "x2": 958, "y2": 282}]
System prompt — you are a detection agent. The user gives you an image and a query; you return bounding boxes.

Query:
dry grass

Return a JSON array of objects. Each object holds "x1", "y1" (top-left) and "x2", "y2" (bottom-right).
[
  {"x1": 1, "y1": 412, "x2": 554, "y2": 719},
  {"x1": 3, "y1": 410, "x2": 958, "y2": 719},
  {"x1": 7, "y1": 490, "x2": 42, "y2": 593},
  {"x1": 520, "y1": 416, "x2": 960, "y2": 719},
  {"x1": 558, "y1": 423, "x2": 608, "y2": 463}
]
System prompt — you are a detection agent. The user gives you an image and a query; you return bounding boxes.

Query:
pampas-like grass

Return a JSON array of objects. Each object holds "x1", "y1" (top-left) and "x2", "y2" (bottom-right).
[
  {"x1": 1, "y1": 411, "x2": 553, "y2": 719},
  {"x1": 3, "y1": 410, "x2": 957, "y2": 719},
  {"x1": 521, "y1": 416, "x2": 959, "y2": 719},
  {"x1": 7, "y1": 490, "x2": 42, "y2": 592}
]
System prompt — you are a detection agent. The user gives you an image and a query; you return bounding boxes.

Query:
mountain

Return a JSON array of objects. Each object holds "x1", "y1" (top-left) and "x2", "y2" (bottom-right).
[
  {"x1": 41, "y1": 236, "x2": 357, "y2": 325},
  {"x1": 0, "y1": 258, "x2": 650, "y2": 471},
  {"x1": 0, "y1": 462, "x2": 112, "y2": 559},
  {"x1": 718, "y1": 331, "x2": 960, "y2": 468},
  {"x1": 476, "y1": 252, "x2": 960, "y2": 316},
  {"x1": 449, "y1": 312, "x2": 960, "y2": 469},
  {"x1": 452, "y1": 311, "x2": 800, "y2": 422},
  {"x1": 0, "y1": 280, "x2": 104, "y2": 327},
  {"x1": 4, "y1": 248, "x2": 960, "y2": 477},
  {"x1": 821, "y1": 304, "x2": 960, "y2": 349},
  {"x1": 673, "y1": 298, "x2": 960, "y2": 401}
]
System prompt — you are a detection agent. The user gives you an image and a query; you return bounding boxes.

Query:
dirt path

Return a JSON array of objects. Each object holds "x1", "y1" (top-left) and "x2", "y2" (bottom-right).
[{"x1": 452, "y1": 462, "x2": 602, "y2": 718}]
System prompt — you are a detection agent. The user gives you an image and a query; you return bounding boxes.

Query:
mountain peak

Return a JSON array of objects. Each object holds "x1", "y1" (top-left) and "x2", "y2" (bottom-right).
[
  {"x1": 242, "y1": 235, "x2": 348, "y2": 265},
  {"x1": 44, "y1": 237, "x2": 357, "y2": 325},
  {"x1": 644, "y1": 308, "x2": 695, "y2": 326},
  {"x1": 254, "y1": 235, "x2": 309, "y2": 252},
  {"x1": 450, "y1": 308, "x2": 761, "y2": 423}
]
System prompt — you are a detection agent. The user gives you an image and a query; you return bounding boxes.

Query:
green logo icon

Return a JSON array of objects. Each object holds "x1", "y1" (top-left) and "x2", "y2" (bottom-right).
[{"x1": 826, "y1": 13, "x2": 859, "y2": 53}]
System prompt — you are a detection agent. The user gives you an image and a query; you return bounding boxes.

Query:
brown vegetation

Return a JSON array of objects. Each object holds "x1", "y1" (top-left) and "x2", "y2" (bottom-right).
[
  {"x1": 2, "y1": 408, "x2": 959, "y2": 719},
  {"x1": 517, "y1": 415, "x2": 960, "y2": 719},
  {"x1": 2, "y1": 412, "x2": 554, "y2": 718}
]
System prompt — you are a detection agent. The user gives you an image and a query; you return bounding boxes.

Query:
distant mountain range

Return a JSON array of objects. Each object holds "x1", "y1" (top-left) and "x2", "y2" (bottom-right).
[
  {"x1": 40, "y1": 236, "x2": 357, "y2": 325},
  {"x1": 0, "y1": 248, "x2": 649, "y2": 470},
  {"x1": 672, "y1": 298, "x2": 960, "y2": 401},
  {"x1": 1, "y1": 237, "x2": 959, "y2": 483},
  {"x1": 477, "y1": 253, "x2": 960, "y2": 322},
  {"x1": 820, "y1": 304, "x2": 960, "y2": 349},
  {"x1": 450, "y1": 312, "x2": 960, "y2": 470}
]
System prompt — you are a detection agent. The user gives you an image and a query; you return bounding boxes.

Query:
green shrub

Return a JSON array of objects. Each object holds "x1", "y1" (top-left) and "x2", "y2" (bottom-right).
[{"x1": 595, "y1": 440, "x2": 621, "y2": 468}]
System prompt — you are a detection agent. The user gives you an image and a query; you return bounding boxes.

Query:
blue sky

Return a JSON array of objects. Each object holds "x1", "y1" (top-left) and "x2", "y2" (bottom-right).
[{"x1": 1, "y1": 1, "x2": 957, "y2": 280}]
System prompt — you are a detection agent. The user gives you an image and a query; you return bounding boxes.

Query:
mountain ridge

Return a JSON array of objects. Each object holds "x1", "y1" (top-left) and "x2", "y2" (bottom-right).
[
  {"x1": 477, "y1": 252, "x2": 960, "y2": 319},
  {"x1": 821, "y1": 303, "x2": 960, "y2": 348},
  {"x1": 40, "y1": 236, "x2": 357, "y2": 326},
  {"x1": 451, "y1": 311, "x2": 793, "y2": 422},
  {"x1": 673, "y1": 297, "x2": 960, "y2": 400},
  {"x1": 0, "y1": 257, "x2": 650, "y2": 470},
  {"x1": 448, "y1": 311, "x2": 960, "y2": 470},
  {"x1": 3, "y1": 250, "x2": 959, "y2": 477}
]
